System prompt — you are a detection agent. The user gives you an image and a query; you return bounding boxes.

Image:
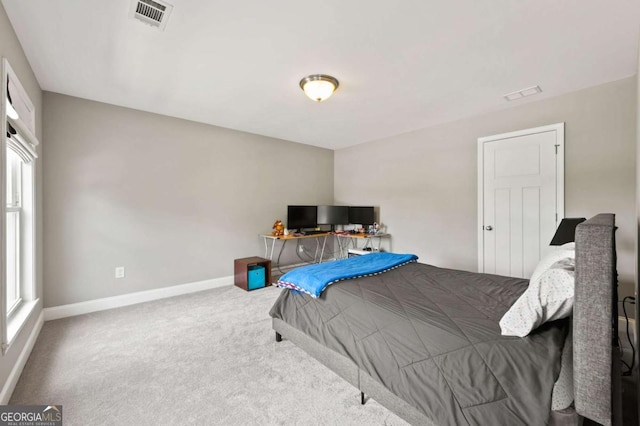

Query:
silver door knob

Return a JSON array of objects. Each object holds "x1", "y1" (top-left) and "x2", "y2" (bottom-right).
[{"x1": 485, "y1": 226, "x2": 493, "y2": 231}]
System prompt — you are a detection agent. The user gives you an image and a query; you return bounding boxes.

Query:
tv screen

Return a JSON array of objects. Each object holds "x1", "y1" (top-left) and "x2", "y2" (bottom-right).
[
  {"x1": 349, "y1": 206, "x2": 375, "y2": 225},
  {"x1": 287, "y1": 205, "x2": 317, "y2": 230},
  {"x1": 317, "y1": 205, "x2": 349, "y2": 225}
]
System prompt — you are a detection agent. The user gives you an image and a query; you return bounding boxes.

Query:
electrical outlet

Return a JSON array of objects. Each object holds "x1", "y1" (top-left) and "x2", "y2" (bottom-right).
[
  {"x1": 115, "y1": 267, "x2": 125, "y2": 279},
  {"x1": 298, "y1": 245, "x2": 304, "y2": 253}
]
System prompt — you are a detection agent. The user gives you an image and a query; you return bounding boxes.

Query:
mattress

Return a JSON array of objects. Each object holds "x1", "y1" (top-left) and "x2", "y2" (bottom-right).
[
  {"x1": 270, "y1": 262, "x2": 569, "y2": 426},
  {"x1": 551, "y1": 326, "x2": 574, "y2": 410}
]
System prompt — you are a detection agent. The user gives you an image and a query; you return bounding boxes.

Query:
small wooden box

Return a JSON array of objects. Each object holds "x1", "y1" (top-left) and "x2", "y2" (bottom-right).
[{"x1": 234, "y1": 257, "x2": 272, "y2": 291}]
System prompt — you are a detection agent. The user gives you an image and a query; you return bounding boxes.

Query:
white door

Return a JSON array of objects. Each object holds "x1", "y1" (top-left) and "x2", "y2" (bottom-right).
[{"x1": 478, "y1": 123, "x2": 564, "y2": 278}]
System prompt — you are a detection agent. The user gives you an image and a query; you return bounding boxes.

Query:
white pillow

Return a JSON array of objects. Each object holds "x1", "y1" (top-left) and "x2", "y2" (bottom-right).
[
  {"x1": 529, "y1": 243, "x2": 575, "y2": 284},
  {"x1": 500, "y1": 258, "x2": 575, "y2": 337}
]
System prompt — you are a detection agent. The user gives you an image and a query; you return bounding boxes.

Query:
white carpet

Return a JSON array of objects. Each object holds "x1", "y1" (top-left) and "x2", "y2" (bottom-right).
[{"x1": 11, "y1": 285, "x2": 409, "y2": 426}]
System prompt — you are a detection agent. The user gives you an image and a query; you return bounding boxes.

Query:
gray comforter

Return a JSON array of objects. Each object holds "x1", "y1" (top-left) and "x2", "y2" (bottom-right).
[{"x1": 269, "y1": 262, "x2": 568, "y2": 426}]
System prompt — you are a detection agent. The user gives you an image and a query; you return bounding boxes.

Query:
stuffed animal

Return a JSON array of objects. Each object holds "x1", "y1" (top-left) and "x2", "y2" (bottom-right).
[{"x1": 272, "y1": 220, "x2": 285, "y2": 236}]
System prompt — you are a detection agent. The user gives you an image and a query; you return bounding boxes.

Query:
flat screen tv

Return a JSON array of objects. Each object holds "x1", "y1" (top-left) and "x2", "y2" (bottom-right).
[
  {"x1": 349, "y1": 206, "x2": 375, "y2": 225},
  {"x1": 287, "y1": 205, "x2": 317, "y2": 230},
  {"x1": 317, "y1": 205, "x2": 349, "y2": 225}
]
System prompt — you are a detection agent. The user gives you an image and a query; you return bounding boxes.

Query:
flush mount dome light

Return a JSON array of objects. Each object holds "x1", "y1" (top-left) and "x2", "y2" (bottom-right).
[{"x1": 299, "y1": 74, "x2": 339, "y2": 102}]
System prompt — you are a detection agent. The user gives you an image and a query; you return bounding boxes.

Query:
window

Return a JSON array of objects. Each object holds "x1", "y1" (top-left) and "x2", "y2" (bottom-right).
[
  {"x1": 6, "y1": 148, "x2": 22, "y2": 315},
  {"x1": 2, "y1": 58, "x2": 38, "y2": 349}
]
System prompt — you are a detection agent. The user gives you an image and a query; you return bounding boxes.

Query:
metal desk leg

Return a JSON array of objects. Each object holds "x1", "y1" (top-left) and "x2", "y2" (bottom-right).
[
  {"x1": 313, "y1": 238, "x2": 321, "y2": 263},
  {"x1": 295, "y1": 239, "x2": 305, "y2": 263},
  {"x1": 340, "y1": 236, "x2": 352, "y2": 258},
  {"x1": 265, "y1": 237, "x2": 277, "y2": 261},
  {"x1": 276, "y1": 240, "x2": 287, "y2": 274},
  {"x1": 263, "y1": 237, "x2": 268, "y2": 259},
  {"x1": 319, "y1": 235, "x2": 328, "y2": 262}
]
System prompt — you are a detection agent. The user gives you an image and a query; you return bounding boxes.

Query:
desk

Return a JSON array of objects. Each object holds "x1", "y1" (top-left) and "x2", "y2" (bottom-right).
[
  {"x1": 335, "y1": 233, "x2": 391, "y2": 258},
  {"x1": 262, "y1": 233, "x2": 331, "y2": 273}
]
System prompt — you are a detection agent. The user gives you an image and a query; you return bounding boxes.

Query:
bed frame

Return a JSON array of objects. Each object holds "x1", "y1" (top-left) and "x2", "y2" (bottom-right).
[
  {"x1": 573, "y1": 213, "x2": 621, "y2": 425},
  {"x1": 273, "y1": 213, "x2": 622, "y2": 426}
]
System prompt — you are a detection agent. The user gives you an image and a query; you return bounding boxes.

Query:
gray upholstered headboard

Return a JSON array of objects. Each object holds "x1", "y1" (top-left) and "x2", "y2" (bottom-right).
[{"x1": 573, "y1": 213, "x2": 621, "y2": 426}]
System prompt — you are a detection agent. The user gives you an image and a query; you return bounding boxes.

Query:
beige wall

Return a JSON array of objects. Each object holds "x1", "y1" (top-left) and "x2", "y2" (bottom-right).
[
  {"x1": 43, "y1": 92, "x2": 334, "y2": 307},
  {"x1": 0, "y1": 3, "x2": 43, "y2": 397},
  {"x1": 335, "y1": 77, "x2": 637, "y2": 306}
]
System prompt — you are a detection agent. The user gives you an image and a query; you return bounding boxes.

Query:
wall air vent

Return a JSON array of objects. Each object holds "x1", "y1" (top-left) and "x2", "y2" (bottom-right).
[{"x1": 131, "y1": 0, "x2": 173, "y2": 31}]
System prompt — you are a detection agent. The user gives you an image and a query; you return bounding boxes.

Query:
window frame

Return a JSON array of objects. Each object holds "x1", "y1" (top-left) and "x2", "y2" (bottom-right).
[{"x1": 1, "y1": 58, "x2": 39, "y2": 352}]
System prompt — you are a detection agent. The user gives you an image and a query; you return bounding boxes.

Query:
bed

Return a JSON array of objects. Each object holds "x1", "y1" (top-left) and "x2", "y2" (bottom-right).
[{"x1": 269, "y1": 214, "x2": 621, "y2": 426}]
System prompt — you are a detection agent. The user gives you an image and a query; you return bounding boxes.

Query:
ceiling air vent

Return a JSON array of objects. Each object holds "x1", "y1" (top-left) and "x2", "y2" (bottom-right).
[
  {"x1": 131, "y1": 0, "x2": 173, "y2": 31},
  {"x1": 503, "y1": 85, "x2": 542, "y2": 101}
]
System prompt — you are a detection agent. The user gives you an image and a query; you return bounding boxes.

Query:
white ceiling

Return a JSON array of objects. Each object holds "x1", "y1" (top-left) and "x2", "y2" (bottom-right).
[{"x1": 3, "y1": 0, "x2": 640, "y2": 150}]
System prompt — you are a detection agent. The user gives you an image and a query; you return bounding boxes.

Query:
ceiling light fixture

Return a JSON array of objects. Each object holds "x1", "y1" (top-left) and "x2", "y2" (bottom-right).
[{"x1": 299, "y1": 74, "x2": 339, "y2": 102}]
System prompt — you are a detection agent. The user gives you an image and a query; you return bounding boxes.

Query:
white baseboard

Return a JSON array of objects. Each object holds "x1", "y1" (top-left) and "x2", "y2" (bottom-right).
[
  {"x1": 44, "y1": 275, "x2": 234, "y2": 321},
  {"x1": 0, "y1": 310, "x2": 44, "y2": 404}
]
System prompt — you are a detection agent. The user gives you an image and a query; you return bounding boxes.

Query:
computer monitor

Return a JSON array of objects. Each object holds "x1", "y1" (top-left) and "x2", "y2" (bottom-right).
[
  {"x1": 349, "y1": 206, "x2": 375, "y2": 225},
  {"x1": 287, "y1": 205, "x2": 317, "y2": 230},
  {"x1": 317, "y1": 205, "x2": 349, "y2": 225}
]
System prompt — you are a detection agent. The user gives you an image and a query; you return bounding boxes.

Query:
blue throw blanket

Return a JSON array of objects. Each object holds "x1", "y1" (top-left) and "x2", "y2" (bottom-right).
[{"x1": 277, "y1": 252, "x2": 418, "y2": 298}]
